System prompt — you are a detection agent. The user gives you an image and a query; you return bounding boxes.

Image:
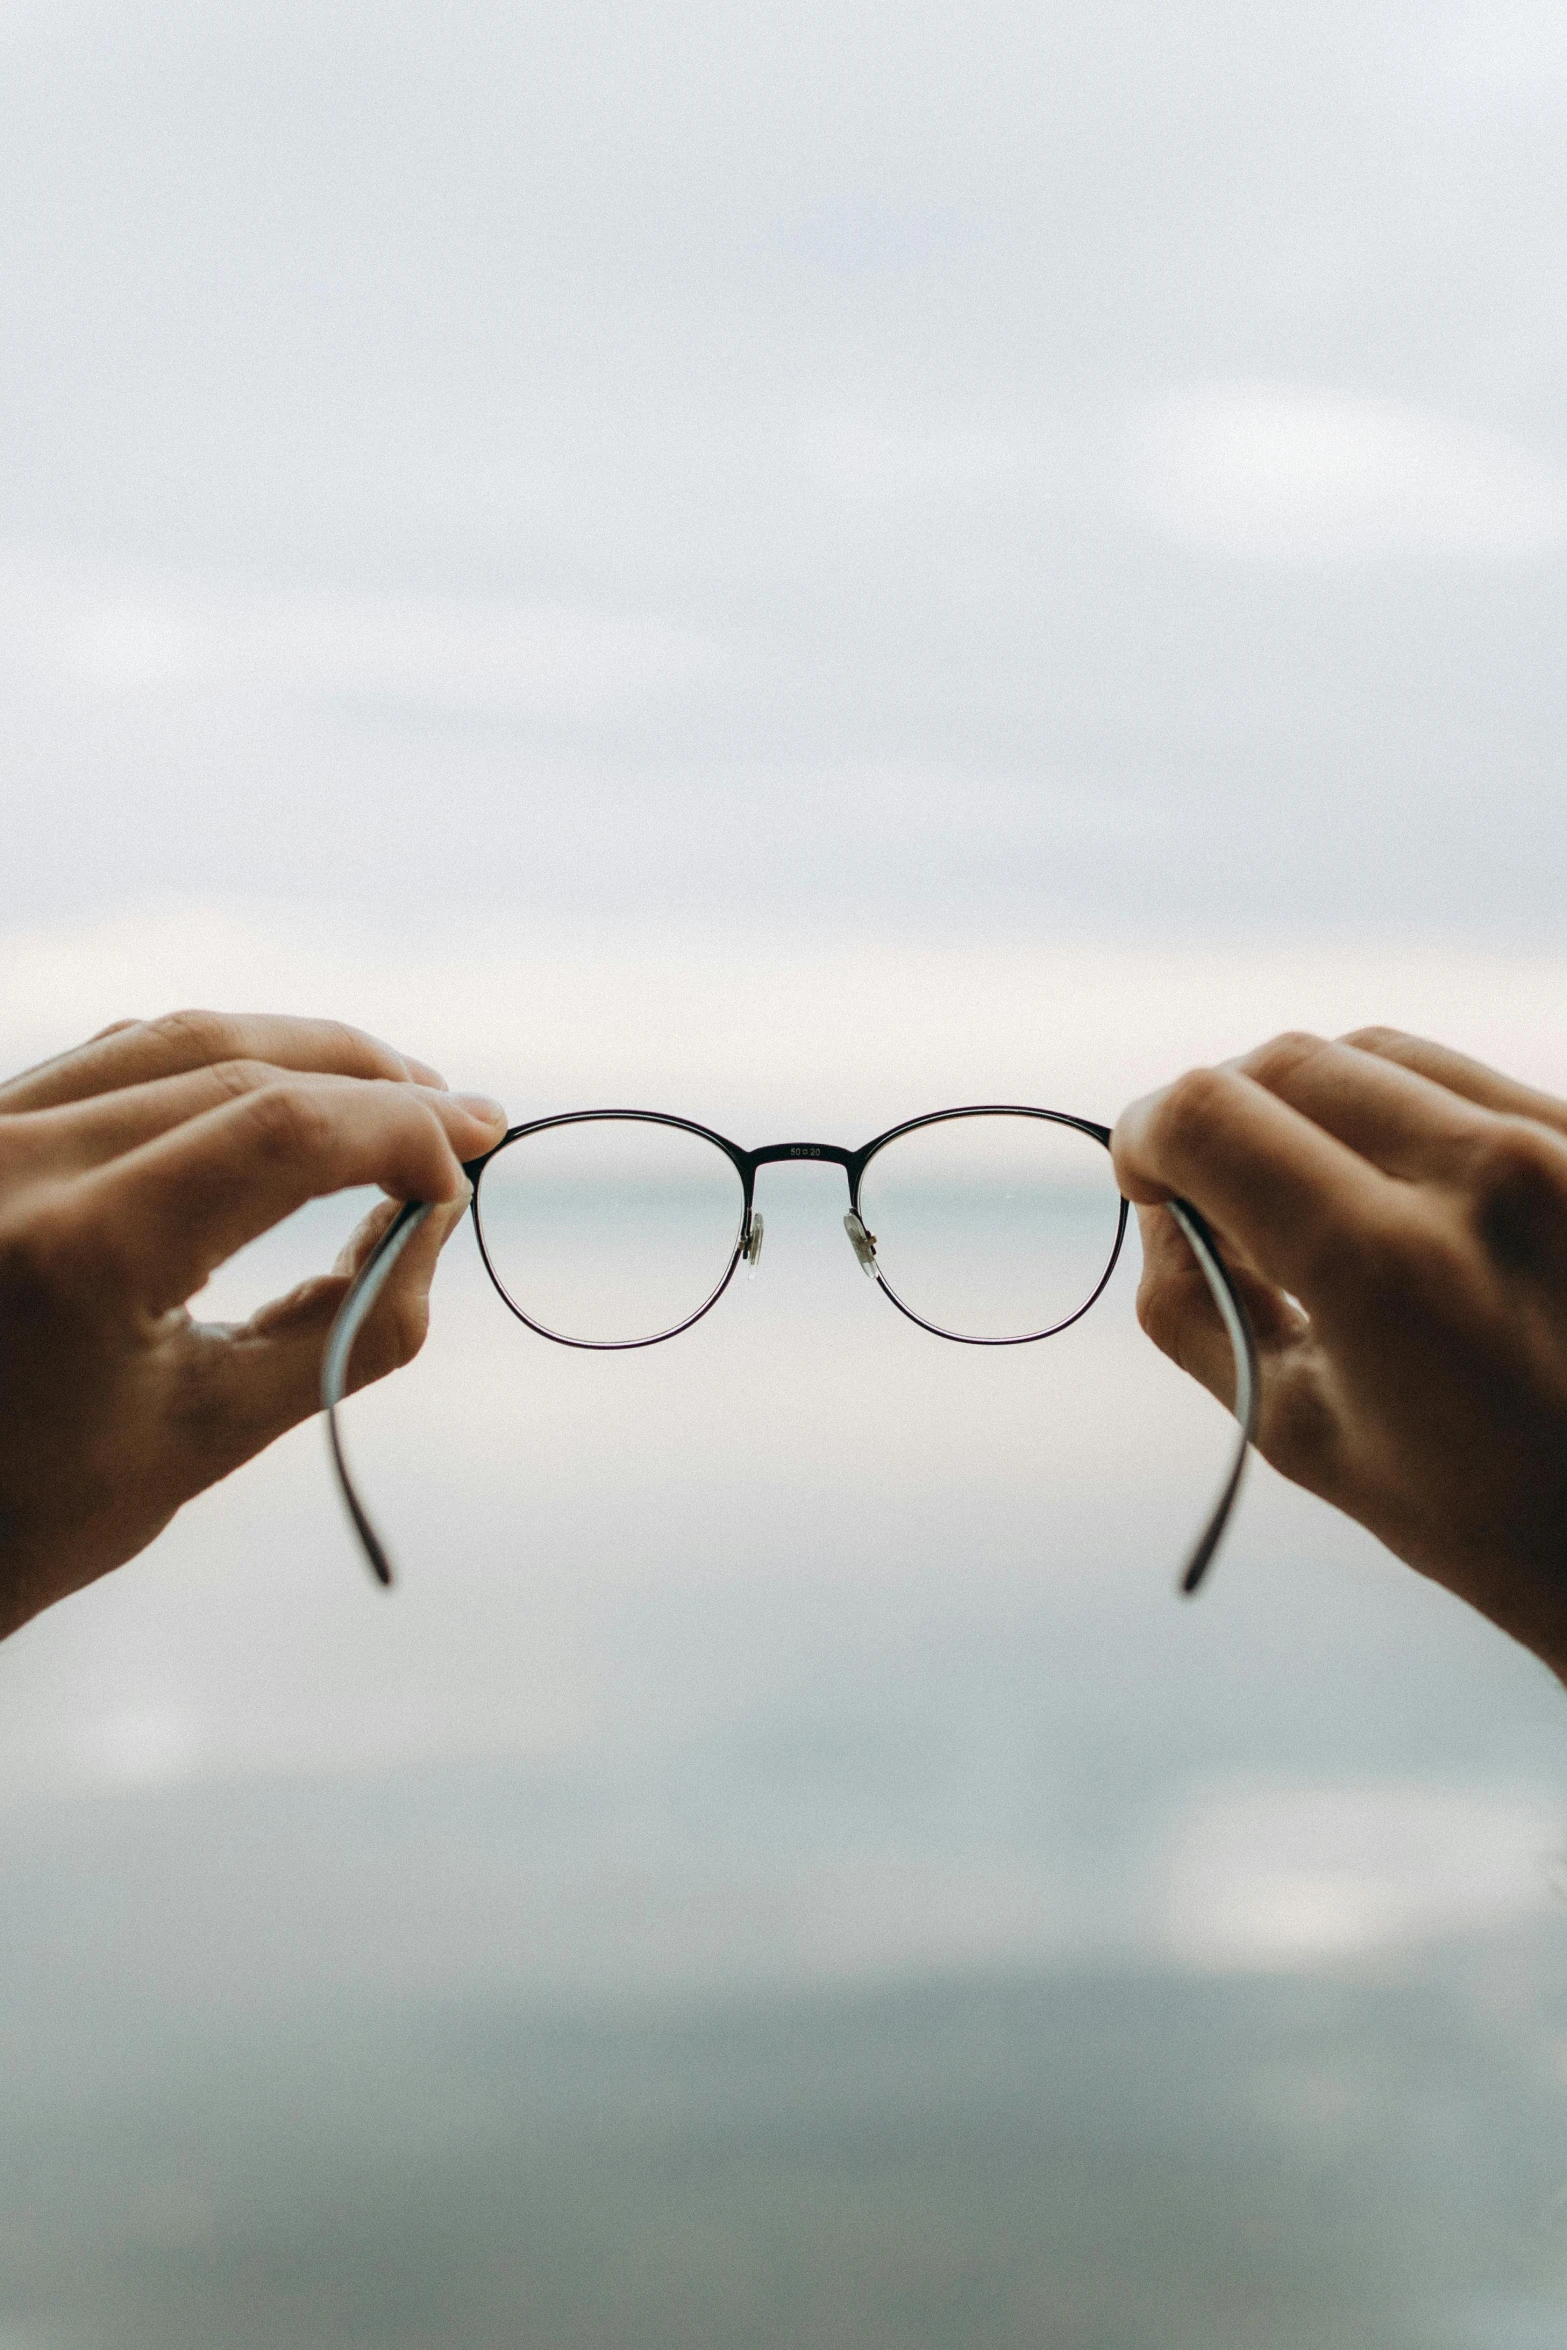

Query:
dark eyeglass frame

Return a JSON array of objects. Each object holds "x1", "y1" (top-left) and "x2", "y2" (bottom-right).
[
  {"x1": 324, "y1": 1103, "x2": 1258, "y2": 1602},
  {"x1": 474, "y1": 1103, "x2": 1132, "y2": 1350}
]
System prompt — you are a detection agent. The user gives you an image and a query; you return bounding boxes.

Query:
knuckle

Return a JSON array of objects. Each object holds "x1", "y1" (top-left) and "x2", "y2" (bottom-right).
[
  {"x1": 0, "y1": 1222, "x2": 61, "y2": 1318},
  {"x1": 1467, "y1": 1120, "x2": 1564, "y2": 1193},
  {"x1": 204, "y1": 1057, "x2": 273, "y2": 1104},
  {"x1": 1340, "y1": 1024, "x2": 1409, "y2": 1057},
  {"x1": 0, "y1": 1208, "x2": 113, "y2": 1323},
  {"x1": 1262, "y1": 1366, "x2": 1337, "y2": 1484},
  {"x1": 288, "y1": 1016, "x2": 399, "y2": 1081},
  {"x1": 1239, "y1": 1030, "x2": 1328, "y2": 1089},
  {"x1": 1150, "y1": 1065, "x2": 1233, "y2": 1158},
  {"x1": 146, "y1": 1007, "x2": 236, "y2": 1064},
  {"x1": 242, "y1": 1082, "x2": 333, "y2": 1166},
  {"x1": 410, "y1": 1095, "x2": 461, "y2": 1174},
  {"x1": 323, "y1": 1018, "x2": 392, "y2": 1074},
  {"x1": 1463, "y1": 1120, "x2": 1567, "y2": 1271}
]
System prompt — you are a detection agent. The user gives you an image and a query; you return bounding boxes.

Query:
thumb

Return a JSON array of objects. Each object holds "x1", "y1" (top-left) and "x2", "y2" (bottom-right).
[{"x1": 201, "y1": 1192, "x2": 471, "y2": 1459}]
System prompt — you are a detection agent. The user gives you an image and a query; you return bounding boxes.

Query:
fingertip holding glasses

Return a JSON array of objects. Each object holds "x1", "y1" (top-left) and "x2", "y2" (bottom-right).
[{"x1": 322, "y1": 1105, "x2": 1258, "y2": 1599}]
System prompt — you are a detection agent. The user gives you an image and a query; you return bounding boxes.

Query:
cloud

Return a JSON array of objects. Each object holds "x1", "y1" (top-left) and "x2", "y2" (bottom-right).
[
  {"x1": 1156, "y1": 1775, "x2": 1564, "y2": 1970},
  {"x1": 1129, "y1": 382, "x2": 1567, "y2": 564},
  {"x1": 0, "y1": 552, "x2": 726, "y2": 716}
]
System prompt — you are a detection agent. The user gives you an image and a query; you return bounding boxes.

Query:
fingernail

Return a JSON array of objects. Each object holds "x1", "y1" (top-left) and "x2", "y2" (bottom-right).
[{"x1": 452, "y1": 1092, "x2": 506, "y2": 1124}]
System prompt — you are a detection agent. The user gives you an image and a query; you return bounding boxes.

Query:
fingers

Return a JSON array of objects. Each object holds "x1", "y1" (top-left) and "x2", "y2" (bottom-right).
[
  {"x1": 6, "y1": 1062, "x2": 473, "y2": 1180},
  {"x1": 1226, "y1": 1032, "x2": 1498, "y2": 1182},
  {"x1": 63, "y1": 1078, "x2": 506, "y2": 1309},
  {"x1": 0, "y1": 1010, "x2": 448, "y2": 1113},
  {"x1": 1341, "y1": 1027, "x2": 1567, "y2": 1141},
  {"x1": 185, "y1": 1193, "x2": 472, "y2": 1465},
  {"x1": 1134, "y1": 1202, "x2": 1304, "y2": 1395},
  {"x1": 1132, "y1": 1205, "x2": 1335, "y2": 1487},
  {"x1": 329, "y1": 1195, "x2": 407, "y2": 1282},
  {"x1": 252, "y1": 1189, "x2": 466, "y2": 1385},
  {"x1": 1112, "y1": 1063, "x2": 1396, "y2": 1305},
  {"x1": 1213, "y1": 1033, "x2": 1567, "y2": 1288}
]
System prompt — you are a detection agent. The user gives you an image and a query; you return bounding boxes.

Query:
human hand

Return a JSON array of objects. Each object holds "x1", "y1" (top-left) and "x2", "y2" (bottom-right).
[
  {"x1": 0, "y1": 1011, "x2": 506, "y2": 1639},
  {"x1": 1113, "y1": 1029, "x2": 1567, "y2": 1679}
]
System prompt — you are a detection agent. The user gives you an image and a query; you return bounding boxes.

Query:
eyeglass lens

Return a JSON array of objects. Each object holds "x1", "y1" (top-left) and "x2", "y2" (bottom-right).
[
  {"x1": 474, "y1": 1108, "x2": 1125, "y2": 1349},
  {"x1": 859, "y1": 1112, "x2": 1124, "y2": 1340},
  {"x1": 474, "y1": 1115, "x2": 745, "y2": 1346}
]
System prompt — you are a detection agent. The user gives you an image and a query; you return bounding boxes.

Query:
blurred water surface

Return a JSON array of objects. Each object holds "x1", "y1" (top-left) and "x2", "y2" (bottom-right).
[{"x1": 4, "y1": 1190, "x2": 1567, "y2": 2344}]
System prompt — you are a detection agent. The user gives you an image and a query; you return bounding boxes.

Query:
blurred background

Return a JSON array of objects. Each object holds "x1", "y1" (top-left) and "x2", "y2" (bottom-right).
[{"x1": 2, "y1": 3, "x2": 1567, "y2": 2343}]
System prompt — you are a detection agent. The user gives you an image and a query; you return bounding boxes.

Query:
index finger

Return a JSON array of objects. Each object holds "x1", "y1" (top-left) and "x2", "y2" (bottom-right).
[
  {"x1": 1340, "y1": 1027, "x2": 1567, "y2": 1140},
  {"x1": 1112, "y1": 1063, "x2": 1397, "y2": 1304},
  {"x1": 0, "y1": 1010, "x2": 447, "y2": 1114},
  {"x1": 59, "y1": 1078, "x2": 504, "y2": 1309}
]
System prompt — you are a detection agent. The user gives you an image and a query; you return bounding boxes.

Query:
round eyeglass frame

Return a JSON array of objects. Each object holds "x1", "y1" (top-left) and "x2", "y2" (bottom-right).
[
  {"x1": 323, "y1": 1107, "x2": 1256, "y2": 1599},
  {"x1": 468, "y1": 1103, "x2": 1132, "y2": 1352}
]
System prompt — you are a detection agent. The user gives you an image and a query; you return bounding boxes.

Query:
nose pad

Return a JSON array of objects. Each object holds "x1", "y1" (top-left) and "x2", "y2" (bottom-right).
[
  {"x1": 743, "y1": 1211, "x2": 765, "y2": 1278},
  {"x1": 842, "y1": 1211, "x2": 879, "y2": 1279}
]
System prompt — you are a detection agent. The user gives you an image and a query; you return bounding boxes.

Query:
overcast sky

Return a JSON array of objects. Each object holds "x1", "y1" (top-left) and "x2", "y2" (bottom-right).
[{"x1": 1, "y1": 0, "x2": 1564, "y2": 950}]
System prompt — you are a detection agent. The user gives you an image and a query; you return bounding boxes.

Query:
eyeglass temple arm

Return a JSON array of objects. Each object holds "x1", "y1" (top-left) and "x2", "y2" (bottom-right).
[
  {"x1": 320, "y1": 1190, "x2": 1260, "y2": 1600},
  {"x1": 322, "y1": 1196, "x2": 436, "y2": 1588},
  {"x1": 1165, "y1": 1198, "x2": 1260, "y2": 1595}
]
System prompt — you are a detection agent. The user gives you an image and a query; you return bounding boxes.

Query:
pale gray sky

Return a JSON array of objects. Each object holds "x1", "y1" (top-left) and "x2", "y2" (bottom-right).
[{"x1": 1, "y1": 0, "x2": 1563, "y2": 941}]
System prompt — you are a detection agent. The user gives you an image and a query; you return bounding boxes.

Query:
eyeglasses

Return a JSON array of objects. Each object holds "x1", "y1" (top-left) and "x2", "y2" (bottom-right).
[{"x1": 323, "y1": 1104, "x2": 1258, "y2": 1597}]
